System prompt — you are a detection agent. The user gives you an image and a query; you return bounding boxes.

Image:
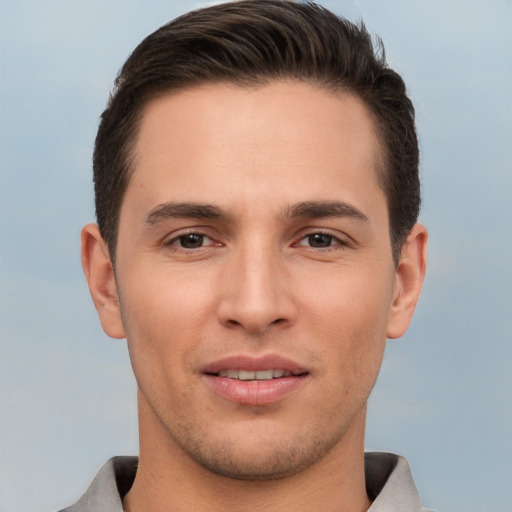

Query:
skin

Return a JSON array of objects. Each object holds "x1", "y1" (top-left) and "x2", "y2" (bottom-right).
[{"x1": 82, "y1": 81, "x2": 427, "y2": 512}]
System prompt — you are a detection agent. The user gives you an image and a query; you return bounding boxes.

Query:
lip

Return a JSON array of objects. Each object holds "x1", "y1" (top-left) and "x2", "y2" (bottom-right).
[
  {"x1": 202, "y1": 354, "x2": 307, "y2": 374},
  {"x1": 202, "y1": 353, "x2": 309, "y2": 406}
]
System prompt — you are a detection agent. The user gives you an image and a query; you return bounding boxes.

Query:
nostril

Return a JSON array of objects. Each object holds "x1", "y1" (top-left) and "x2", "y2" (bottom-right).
[{"x1": 223, "y1": 316, "x2": 288, "y2": 333}]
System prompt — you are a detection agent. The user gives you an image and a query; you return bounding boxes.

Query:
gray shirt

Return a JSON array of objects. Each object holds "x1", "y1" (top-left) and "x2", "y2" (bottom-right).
[{"x1": 58, "y1": 452, "x2": 430, "y2": 511}]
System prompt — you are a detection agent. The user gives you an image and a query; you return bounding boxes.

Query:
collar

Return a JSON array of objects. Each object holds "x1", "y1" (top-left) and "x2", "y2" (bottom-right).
[{"x1": 61, "y1": 452, "x2": 428, "y2": 511}]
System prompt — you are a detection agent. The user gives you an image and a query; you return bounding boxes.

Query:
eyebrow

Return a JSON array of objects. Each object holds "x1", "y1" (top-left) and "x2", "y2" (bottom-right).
[
  {"x1": 145, "y1": 200, "x2": 369, "y2": 225},
  {"x1": 286, "y1": 201, "x2": 369, "y2": 222},
  {"x1": 146, "y1": 202, "x2": 226, "y2": 225}
]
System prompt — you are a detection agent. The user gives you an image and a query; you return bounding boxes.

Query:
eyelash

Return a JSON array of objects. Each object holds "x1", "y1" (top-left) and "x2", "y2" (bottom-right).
[
  {"x1": 164, "y1": 231, "x2": 217, "y2": 250},
  {"x1": 295, "y1": 231, "x2": 348, "y2": 250},
  {"x1": 163, "y1": 229, "x2": 349, "y2": 252}
]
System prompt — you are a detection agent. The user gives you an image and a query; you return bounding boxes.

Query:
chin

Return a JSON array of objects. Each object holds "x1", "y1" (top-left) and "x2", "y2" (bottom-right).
[
  {"x1": 189, "y1": 445, "x2": 322, "y2": 481},
  {"x1": 168, "y1": 420, "x2": 347, "y2": 481}
]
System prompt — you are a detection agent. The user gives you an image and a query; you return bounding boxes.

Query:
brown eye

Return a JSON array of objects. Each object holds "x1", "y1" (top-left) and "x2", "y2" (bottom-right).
[
  {"x1": 178, "y1": 233, "x2": 205, "y2": 248},
  {"x1": 307, "y1": 233, "x2": 334, "y2": 248}
]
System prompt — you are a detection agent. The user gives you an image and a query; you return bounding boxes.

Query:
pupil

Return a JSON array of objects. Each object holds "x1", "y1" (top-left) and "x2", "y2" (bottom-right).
[
  {"x1": 180, "y1": 234, "x2": 203, "y2": 248},
  {"x1": 309, "y1": 234, "x2": 332, "y2": 247}
]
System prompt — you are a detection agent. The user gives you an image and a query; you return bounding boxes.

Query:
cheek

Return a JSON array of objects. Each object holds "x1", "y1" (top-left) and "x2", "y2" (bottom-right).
[
  {"x1": 301, "y1": 261, "x2": 394, "y2": 330},
  {"x1": 118, "y1": 268, "x2": 215, "y2": 382},
  {"x1": 301, "y1": 266, "x2": 392, "y2": 383},
  {"x1": 120, "y1": 260, "x2": 215, "y2": 329}
]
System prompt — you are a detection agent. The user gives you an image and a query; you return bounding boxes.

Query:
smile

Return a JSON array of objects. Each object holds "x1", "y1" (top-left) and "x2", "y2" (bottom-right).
[
  {"x1": 216, "y1": 369, "x2": 302, "y2": 380},
  {"x1": 202, "y1": 355, "x2": 309, "y2": 406}
]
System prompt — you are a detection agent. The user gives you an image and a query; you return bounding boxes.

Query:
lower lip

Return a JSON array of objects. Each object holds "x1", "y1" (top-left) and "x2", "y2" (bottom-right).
[{"x1": 202, "y1": 374, "x2": 307, "y2": 406}]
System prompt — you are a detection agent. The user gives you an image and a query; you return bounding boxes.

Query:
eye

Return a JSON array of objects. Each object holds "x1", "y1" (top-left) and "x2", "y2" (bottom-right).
[
  {"x1": 297, "y1": 232, "x2": 343, "y2": 249},
  {"x1": 304, "y1": 233, "x2": 335, "y2": 248},
  {"x1": 179, "y1": 233, "x2": 205, "y2": 248},
  {"x1": 166, "y1": 233, "x2": 214, "y2": 249}
]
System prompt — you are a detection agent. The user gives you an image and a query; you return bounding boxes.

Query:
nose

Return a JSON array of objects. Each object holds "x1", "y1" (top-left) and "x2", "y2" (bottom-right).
[{"x1": 216, "y1": 244, "x2": 298, "y2": 335}]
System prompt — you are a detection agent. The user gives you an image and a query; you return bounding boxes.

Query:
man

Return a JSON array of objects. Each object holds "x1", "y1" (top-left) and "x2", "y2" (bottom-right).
[{"x1": 62, "y1": 0, "x2": 429, "y2": 510}]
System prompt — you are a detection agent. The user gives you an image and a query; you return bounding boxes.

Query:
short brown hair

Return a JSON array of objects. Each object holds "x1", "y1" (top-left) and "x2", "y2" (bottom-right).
[{"x1": 93, "y1": 0, "x2": 420, "y2": 265}]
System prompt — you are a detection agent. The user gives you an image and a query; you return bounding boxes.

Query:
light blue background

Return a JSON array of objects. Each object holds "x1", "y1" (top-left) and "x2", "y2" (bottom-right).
[{"x1": 1, "y1": 1, "x2": 511, "y2": 511}]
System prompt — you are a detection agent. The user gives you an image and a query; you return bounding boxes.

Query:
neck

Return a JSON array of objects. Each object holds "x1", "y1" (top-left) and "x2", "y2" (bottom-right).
[{"x1": 123, "y1": 391, "x2": 371, "y2": 512}]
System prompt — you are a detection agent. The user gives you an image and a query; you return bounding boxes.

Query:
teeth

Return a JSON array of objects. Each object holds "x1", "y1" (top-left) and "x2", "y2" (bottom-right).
[
  {"x1": 255, "y1": 370, "x2": 273, "y2": 380},
  {"x1": 217, "y1": 369, "x2": 293, "y2": 380},
  {"x1": 239, "y1": 370, "x2": 256, "y2": 380}
]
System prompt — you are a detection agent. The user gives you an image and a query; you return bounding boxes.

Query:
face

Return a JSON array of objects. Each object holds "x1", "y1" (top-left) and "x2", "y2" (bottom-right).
[{"x1": 89, "y1": 81, "x2": 422, "y2": 480}]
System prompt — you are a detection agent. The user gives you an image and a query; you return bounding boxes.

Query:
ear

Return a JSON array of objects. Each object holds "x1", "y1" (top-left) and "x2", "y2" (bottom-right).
[
  {"x1": 81, "y1": 223, "x2": 126, "y2": 339},
  {"x1": 387, "y1": 223, "x2": 428, "y2": 339}
]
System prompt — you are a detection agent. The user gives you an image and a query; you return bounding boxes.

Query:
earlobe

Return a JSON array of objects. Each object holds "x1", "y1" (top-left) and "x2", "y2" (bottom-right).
[
  {"x1": 387, "y1": 223, "x2": 428, "y2": 340},
  {"x1": 81, "y1": 223, "x2": 126, "y2": 339}
]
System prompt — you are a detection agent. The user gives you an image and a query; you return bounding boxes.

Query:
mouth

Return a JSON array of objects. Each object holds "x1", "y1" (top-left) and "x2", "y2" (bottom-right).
[
  {"x1": 210, "y1": 368, "x2": 306, "y2": 380},
  {"x1": 202, "y1": 355, "x2": 309, "y2": 406}
]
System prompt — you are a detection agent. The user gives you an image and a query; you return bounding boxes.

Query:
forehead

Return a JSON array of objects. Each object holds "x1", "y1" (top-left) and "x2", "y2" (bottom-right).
[{"x1": 126, "y1": 81, "x2": 385, "y2": 218}]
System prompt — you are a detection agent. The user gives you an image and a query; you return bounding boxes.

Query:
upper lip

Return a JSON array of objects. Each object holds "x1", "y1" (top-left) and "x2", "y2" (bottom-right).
[{"x1": 202, "y1": 353, "x2": 308, "y2": 375}]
